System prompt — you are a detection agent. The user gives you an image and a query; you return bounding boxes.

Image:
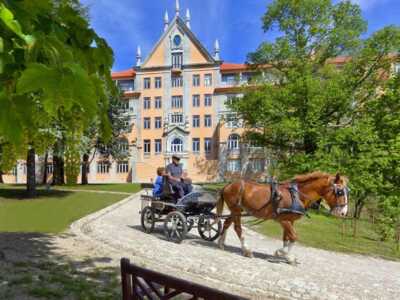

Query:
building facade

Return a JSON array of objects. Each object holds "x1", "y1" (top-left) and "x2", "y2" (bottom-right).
[{"x1": 110, "y1": 2, "x2": 268, "y2": 183}]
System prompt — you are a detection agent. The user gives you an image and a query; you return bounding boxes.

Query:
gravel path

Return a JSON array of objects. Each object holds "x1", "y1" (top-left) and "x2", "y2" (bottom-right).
[{"x1": 60, "y1": 191, "x2": 400, "y2": 300}]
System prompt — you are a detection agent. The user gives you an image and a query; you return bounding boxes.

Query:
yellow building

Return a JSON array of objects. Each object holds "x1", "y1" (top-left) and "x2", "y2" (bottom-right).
[{"x1": 111, "y1": 2, "x2": 267, "y2": 183}]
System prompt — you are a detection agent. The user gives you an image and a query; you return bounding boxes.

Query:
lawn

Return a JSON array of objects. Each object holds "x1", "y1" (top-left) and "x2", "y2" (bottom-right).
[
  {"x1": 0, "y1": 187, "x2": 130, "y2": 233},
  {"x1": 204, "y1": 183, "x2": 400, "y2": 261},
  {"x1": 53, "y1": 183, "x2": 142, "y2": 193}
]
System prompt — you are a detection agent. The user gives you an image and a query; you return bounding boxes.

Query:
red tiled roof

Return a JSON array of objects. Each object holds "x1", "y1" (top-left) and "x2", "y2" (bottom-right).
[
  {"x1": 220, "y1": 63, "x2": 248, "y2": 72},
  {"x1": 112, "y1": 69, "x2": 136, "y2": 79}
]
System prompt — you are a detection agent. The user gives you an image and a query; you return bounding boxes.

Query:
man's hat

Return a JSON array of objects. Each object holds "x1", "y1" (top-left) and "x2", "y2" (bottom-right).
[{"x1": 172, "y1": 155, "x2": 181, "y2": 161}]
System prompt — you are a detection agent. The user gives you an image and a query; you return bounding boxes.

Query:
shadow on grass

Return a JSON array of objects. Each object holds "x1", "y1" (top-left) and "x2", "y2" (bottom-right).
[
  {"x1": 0, "y1": 233, "x2": 121, "y2": 299},
  {"x1": 0, "y1": 189, "x2": 72, "y2": 200}
]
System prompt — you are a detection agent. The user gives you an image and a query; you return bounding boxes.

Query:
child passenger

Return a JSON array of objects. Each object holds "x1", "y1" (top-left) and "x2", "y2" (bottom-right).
[{"x1": 152, "y1": 167, "x2": 165, "y2": 197}]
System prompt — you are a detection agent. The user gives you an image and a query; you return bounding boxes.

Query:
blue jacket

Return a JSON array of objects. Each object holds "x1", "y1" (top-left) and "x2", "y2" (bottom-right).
[{"x1": 152, "y1": 176, "x2": 163, "y2": 196}]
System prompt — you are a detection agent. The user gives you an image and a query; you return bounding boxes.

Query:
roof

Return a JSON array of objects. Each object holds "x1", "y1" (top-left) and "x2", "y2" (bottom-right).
[
  {"x1": 220, "y1": 63, "x2": 249, "y2": 72},
  {"x1": 112, "y1": 69, "x2": 136, "y2": 79}
]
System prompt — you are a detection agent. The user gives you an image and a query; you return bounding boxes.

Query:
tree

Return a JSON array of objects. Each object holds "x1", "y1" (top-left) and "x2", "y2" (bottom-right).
[
  {"x1": 230, "y1": 0, "x2": 400, "y2": 221},
  {"x1": 0, "y1": 1, "x2": 115, "y2": 194}
]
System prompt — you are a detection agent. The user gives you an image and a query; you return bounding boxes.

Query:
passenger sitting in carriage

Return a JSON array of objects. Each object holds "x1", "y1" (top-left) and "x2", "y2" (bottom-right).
[
  {"x1": 166, "y1": 155, "x2": 193, "y2": 199},
  {"x1": 152, "y1": 167, "x2": 165, "y2": 197}
]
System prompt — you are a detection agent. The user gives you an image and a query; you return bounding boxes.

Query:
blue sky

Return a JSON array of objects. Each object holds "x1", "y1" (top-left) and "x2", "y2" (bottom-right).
[{"x1": 80, "y1": 0, "x2": 400, "y2": 71}]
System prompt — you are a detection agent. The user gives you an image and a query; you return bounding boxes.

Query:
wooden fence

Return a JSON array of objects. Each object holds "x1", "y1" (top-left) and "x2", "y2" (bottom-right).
[{"x1": 121, "y1": 258, "x2": 248, "y2": 300}]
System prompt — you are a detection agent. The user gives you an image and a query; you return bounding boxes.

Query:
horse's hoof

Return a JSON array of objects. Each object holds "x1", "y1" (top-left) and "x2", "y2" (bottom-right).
[
  {"x1": 274, "y1": 249, "x2": 285, "y2": 257},
  {"x1": 243, "y1": 250, "x2": 253, "y2": 258},
  {"x1": 218, "y1": 243, "x2": 225, "y2": 250},
  {"x1": 286, "y1": 255, "x2": 298, "y2": 265}
]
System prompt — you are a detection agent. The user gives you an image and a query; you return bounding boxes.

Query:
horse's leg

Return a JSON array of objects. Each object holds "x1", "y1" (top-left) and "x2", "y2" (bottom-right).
[
  {"x1": 233, "y1": 214, "x2": 253, "y2": 258},
  {"x1": 218, "y1": 216, "x2": 233, "y2": 250},
  {"x1": 275, "y1": 220, "x2": 298, "y2": 264},
  {"x1": 275, "y1": 226, "x2": 290, "y2": 257}
]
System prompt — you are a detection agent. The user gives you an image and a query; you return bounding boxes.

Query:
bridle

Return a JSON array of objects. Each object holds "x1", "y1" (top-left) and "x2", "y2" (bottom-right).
[{"x1": 331, "y1": 184, "x2": 350, "y2": 210}]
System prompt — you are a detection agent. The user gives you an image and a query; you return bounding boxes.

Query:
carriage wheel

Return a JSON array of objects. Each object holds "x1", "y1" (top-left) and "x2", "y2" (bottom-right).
[
  {"x1": 198, "y1": 215, "x2": 222, "y2": 242},
  {"x1": 141, "y1": 206, "x2": 155, "y2": 233},
  {"x1": 164, "y1": 211, "x2": 188, "y2": 243}
]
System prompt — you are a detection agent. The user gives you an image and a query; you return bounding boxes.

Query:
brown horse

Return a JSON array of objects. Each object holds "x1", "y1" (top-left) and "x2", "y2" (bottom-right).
[{"x1": 216, "y1": 172, "x2": 349, "y2": 263}]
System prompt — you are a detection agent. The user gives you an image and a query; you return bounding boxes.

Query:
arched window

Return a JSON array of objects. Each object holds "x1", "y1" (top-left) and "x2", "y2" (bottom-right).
[
  {"x1": 171, "y1": 138, "x2": 183, "y2": 153},
  {"x1": 118, "y1": 138, "x2": 129, "y2": 153},
  {"x1": 228, "y1": 134, "x2": 240, "y2": 150}
]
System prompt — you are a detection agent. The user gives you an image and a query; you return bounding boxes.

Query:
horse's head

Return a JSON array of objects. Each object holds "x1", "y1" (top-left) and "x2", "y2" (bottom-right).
[{"x1": 322, "y1": 173, "x2": 349, "y2": 217}]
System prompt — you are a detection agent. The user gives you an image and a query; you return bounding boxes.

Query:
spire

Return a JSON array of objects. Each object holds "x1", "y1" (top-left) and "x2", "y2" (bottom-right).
[
  {"x1": 164, "y1": 10, "x2": 169, "y2": 31},
  {"x1": 214, "y1": 39, "x2": 220, "y2": 61},
  {"x1": 136, "y1": 46, "x2": 142, "y2": 67},
  {"x1": 175, "y1": 0, "x2": 180, "y2": 16},
  {"x1": 185, "y1": 8, "x2": 191, "y2": 29}
]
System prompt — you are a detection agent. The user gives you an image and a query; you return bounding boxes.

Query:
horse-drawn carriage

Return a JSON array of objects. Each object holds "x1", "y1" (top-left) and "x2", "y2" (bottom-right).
[{"x1": 139, "y1": 179, "x2": 222, "y2": 243}]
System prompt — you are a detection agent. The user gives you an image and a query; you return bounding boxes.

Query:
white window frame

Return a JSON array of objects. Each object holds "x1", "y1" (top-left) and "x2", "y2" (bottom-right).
[
  {"x1": 227, "y1": 160, "x2": 241, "y2": 172},
  {"x1": 155, "y1": 77, "x2": 162, "y2": 89},
  {"x1": 171, "y1": 113, "x2": 184, "y2": 124},
  {"x1": 143, "y1": 140, "x2": 151, "y2": 154},
  {"x1": 97, "y1": 161, "x2": 110, "y2": 174},
  {"x1": 204, "y1": 138, "x2": 212, "y2": 153},
  {"x1": 171, "y1": 138, "x2": 183, "y2": 153},
  {"x1": 155, "y1": 97, "x2": 162, "y2": 109},
  {"x1": 192, "y1": 138, "x2": 200, "y2": 153},
  {"x1": 144, "y1": 78, "x2": 151, "y2": 89},
  {"x1": 204, "y1": 94, "x2": 212, "y2": 106},
  {"x1": 204, "y1": 115, "x2": 212, "y2": 127},
  {"x1": 193, "y1": 74, "x2": 200, "y2": 87},
  {"x1": 144, "y1": 117, "x2": 151, "y2": 129},
  {"x1": 204, "y1": 74, "x2": 212, "y2": 87},
  {"x1": 155, "y1": 139, "x2": 162, "y2": 154},
  {"x1": 144, "y1": 97, "x2": 151, "y2": 109},
  {"x1": 192, "y1": 95, "x2": 200, "y2": 107},
  {"x1": 228, "y1": 134, "x2": 240, "y2": 150},
  {"x1": 192, "y1": 115, "x2": 200, "y2": 128},
  {"x1": 117, "y1": 161, "x2": 129, "y2": 173},
  {"x1": 155, "y1": 117, "x2": 162, "y2": 129}
]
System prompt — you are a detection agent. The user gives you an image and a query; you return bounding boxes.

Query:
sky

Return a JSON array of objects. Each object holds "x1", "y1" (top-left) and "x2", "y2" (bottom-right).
[{"x1": 79, "y1": 0, "x2": 400, "y2": 71}]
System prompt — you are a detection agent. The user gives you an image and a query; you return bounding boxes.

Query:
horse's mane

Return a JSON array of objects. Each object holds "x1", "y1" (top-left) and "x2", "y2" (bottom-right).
[{"x1": 284, "y1": 171, "x2": 331, "y2": 184}]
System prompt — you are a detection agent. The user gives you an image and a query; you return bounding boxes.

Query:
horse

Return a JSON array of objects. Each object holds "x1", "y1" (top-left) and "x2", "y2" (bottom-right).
[{"x1": 216, "y1": 172, "x2": 349, "y2": 263}]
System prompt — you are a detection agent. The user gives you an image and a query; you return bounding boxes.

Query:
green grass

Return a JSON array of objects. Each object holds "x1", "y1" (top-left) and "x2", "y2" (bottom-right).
[
  {"x1": 0, "y1": 187, "x2": 128, "y2": 233},
  {"x1": 248, "y1": 211, "x2": 400, "y2": 261},
  {"x1": 203, "y1": 183, "x2": 400, "y2": 261},
  {"x1": 53, "y1": 183, "x2": 141, "y2": 193}
]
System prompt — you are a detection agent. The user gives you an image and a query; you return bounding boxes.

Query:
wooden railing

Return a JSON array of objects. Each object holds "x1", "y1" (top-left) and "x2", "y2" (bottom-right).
[{"x1": 120, "y1": 258, "x2": 248, "y2": 300}]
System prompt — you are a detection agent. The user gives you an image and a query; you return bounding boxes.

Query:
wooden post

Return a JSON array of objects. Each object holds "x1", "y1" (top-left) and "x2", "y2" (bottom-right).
[{"x1": 121, "y1": 258, "x2": 133, "y2": 300}]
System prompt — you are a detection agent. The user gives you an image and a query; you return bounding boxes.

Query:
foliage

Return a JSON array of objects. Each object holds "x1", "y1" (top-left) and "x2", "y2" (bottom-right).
[
  {"x1": 230, "y1": 0, "x2": 400, "y2": 242},
  {"x1": 0, "y1": 0, "x2": 115, "y2": 191}
]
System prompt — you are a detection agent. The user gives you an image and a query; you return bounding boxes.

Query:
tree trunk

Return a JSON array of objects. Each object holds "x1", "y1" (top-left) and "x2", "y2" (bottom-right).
[
  {"x1": 42, "y1": 151, "x2": 48, "y2": 185},
  {"x1": 353, "y1": 199, "x2": 365, "y2": 219},
  {"x1": 52, "y1": 141, "x2": 65, "y2": 185},
  {"x1": 81, "y1": 153, "x2": 89, "y2": 185},
  {"x1": 0, "y1": 170, "x2": 3, "y2": 184},
  {"x1": 26, "y1": 148, "x2": 36, "y2": 198}
]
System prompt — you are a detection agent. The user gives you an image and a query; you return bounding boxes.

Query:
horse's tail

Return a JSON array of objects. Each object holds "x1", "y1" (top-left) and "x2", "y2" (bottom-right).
[{"x1": 216, "y1": 186, "x2": 225, "y2": 219}]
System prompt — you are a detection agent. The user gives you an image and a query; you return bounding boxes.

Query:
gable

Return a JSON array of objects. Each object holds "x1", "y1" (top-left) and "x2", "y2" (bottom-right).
[{"x1": 141, "y1": 16, "x2": 215, "y2": 68}]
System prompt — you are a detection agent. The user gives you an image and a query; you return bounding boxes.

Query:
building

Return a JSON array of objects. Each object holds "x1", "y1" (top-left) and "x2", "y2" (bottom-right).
[{"x1": 110, "y1": 1, "x2": 268, "y2": 183}]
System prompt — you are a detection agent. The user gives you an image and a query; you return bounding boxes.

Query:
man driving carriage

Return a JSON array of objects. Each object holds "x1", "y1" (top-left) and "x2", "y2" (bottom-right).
[{"x1": 166, "y1": 155, "x2": 193, "y2": 198}]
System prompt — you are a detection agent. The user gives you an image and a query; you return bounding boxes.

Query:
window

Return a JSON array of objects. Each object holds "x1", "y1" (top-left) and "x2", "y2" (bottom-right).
[
  {"x1": 144, "y1": 97, "x2": 151, "y2": 109},
  {"x1": 119, "y1": 139, "x2": 129, "y2": 153},
  {"x1": 172, "y1": 76, "x2": 183, "y2": 87},
  {"x1": 155, "y1": 139, "x2": 162, "y2": 154},
  {"x1": 192, "y1": 115, "x2": 200, "y2": 128},
  {"x1": 46, "y1": 163, "x2": 53, "y2": 174},
  {"x1": 204, "y1": 115, "x2": 212, "y2": 127},
  {"x1": 228, "y1": 134, "x2": 240, "y2": 150},
  {"x1": 171, "y1": 113, "x2": 183, "y2": 124},
  {"x1": 395, "y1": 63, "x2": 400, "y2": 74},
  {"x1": 222, "y1": 74, "x2": 237, "y2": 86},
  {"x1": 192, "y1": 95, "x2": 200, "y2": 107},
  {"x1": 11, "y1": 166, "x2": 17, "y2": 176},
  {"x1": 144, "y1": 78, "x2": 151, "y2": 89},
  {"x1": 249, "y1": 159, "x2": 265, "y2": 172},
  {"x1": 155, "y1": 77, "x2": 162, "y2": 88},
  {"x1": 117, "y1": 161, "x2": 129, "y2": 173},
  {"x1": 192, "y1": 138, "x2": 200, "y2": 153},
  {"x1": 155, "y1": 97, "x2": 162, "y2": 109},
  {"x1": 242, "y1": 72, "x2": 253, "y2": 83},
  {"x1": 204, "y1": 94, "x2": 212, "y2": 106},
  {"x1": 155, "y1": 117, "x2": 162, "y2": 129},
  {"x1": 204, "y1": 74, "x2": 212, "y2": 87},
  {"x1": 171, "y1": 96, "x2": 183, "y2": 108},
  {"x1": 193, "y1": 74, "x2": 200, "y2": 87},
  {"x1": 172, "y1": 53, "x2": 183, "y2": 69},
  {"x1": 226, "y1": 113, "x2": 240, "y2": 128},
  {"x1": 227, "y1": 160, "x2": 241, "y2": 172},
  {"x1": 120, "y1": 101, "x2": 129, "y2": 112},
  {"x1": 144, "y1": 117, "x2": 151, "y2": 129},
  {"x1": 118, "y1": 79, "x2": 135, "y2": 91},
  {"x1": 226, "y1": 95, "x2": 237, "y2": 106},
  {"x1": 204, "y1": 138, "x2": 212, "y2": 153},
  {"x1": 171, "y1": 138, "x2": 183, "y2": 153},
  {"x1": 143, "y1": 140, "x2": 151, "y2": 154},
  {"x1": 97, "y1": 161, "x2": 110, "y2": 174}
]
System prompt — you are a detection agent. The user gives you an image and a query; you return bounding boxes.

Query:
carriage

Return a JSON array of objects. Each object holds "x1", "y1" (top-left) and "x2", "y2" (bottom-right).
[{"x1": 139, "y1": 180, "x2": 222, "y2": 243}]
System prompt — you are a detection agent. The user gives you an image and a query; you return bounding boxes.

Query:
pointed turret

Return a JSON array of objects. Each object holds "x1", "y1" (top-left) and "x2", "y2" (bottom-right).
[
  {"x1": 136, "y1": 46, "x2": 142, "y2": 67},
  {"x1": 175, "y1": 0, "x2": 180, "y2": 16},
  {"x1": 185, "y1": 8, "x2": 191, "y2": 29},
  {"x1": 214, "y1": 39, "x2": 220, "y2": 61},
  {"x1": 164, "y1": 10, "x2": 169, "y2": 31}
]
